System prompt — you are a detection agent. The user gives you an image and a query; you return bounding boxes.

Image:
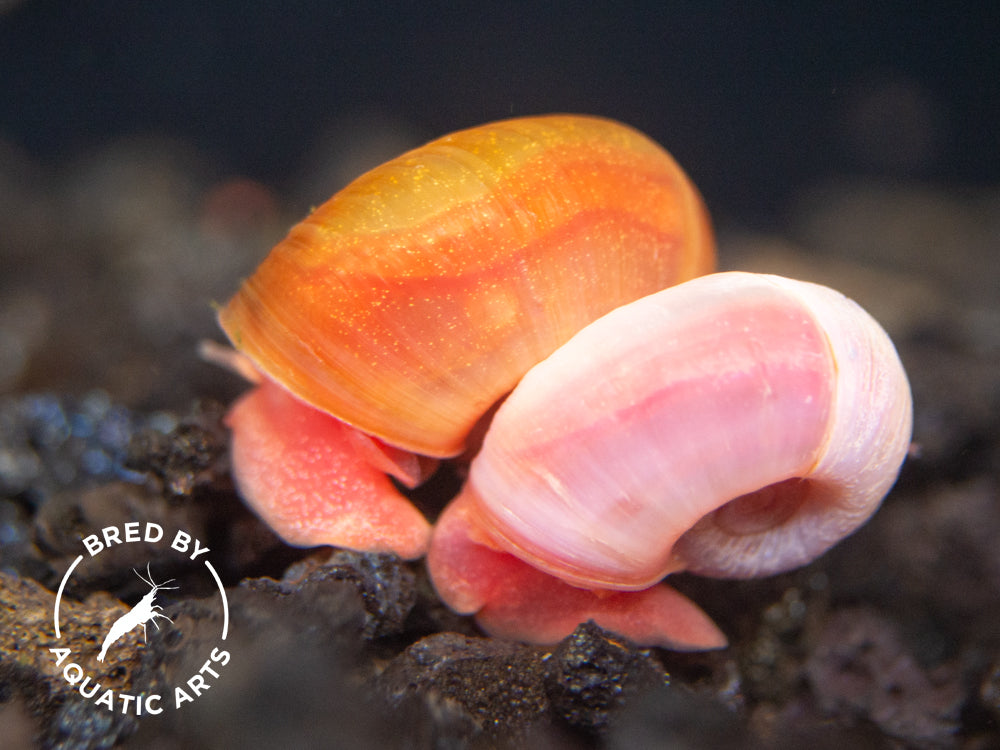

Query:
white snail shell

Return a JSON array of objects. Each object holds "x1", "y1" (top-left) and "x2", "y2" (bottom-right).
[{"x1": 428, "y1": 271, "x2": 912, "y2": 647}]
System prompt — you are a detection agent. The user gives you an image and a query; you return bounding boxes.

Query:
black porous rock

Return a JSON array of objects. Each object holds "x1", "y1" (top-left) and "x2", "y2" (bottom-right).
[
  {"x1": 126, "y1": 567, "x2": 410, "y2": 748},
  {"x1": 378, "y1": 631, "x2": 550, "y2": 739},
  {"x1": 542, "y1": 621, "x2": 665, "y2": 732},
  {"x1": 123, "y1": 399, "x2": 230, "y2": 497},
  {"x1": 0, "y1": 572, "x2": 143, "y2": 749},
  {"x1": 281, "y1": 549, "x2": 418, "y2": 639}
]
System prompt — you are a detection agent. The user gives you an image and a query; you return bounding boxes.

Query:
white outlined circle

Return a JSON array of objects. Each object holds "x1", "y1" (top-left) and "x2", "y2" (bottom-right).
[{"x1": 49, "y1": 523, "x2": 232, "y2": 717}]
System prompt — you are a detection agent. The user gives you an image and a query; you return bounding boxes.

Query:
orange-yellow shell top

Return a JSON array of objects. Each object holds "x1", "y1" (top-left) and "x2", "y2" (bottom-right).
[{"x1": 218, "y1": 115, "x2": 715, "y2": 457}]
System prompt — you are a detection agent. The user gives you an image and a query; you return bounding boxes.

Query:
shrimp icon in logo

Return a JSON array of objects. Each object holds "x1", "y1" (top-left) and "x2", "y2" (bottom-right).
[
  {"x1": 97, "y1": 563, "x2": 177, "y2": 662},
  {"x1": 52, "y1": 524, "x2": 230, "y2": 715}
]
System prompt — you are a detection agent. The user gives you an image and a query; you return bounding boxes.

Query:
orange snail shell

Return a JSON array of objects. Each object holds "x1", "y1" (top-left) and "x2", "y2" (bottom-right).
[{"x1": 218, "y1": 115, "x2": 714, "y2": 458}]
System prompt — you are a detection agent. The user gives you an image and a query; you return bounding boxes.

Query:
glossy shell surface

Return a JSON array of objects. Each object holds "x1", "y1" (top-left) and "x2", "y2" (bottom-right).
[
  {"x1": 463, "y1": 272, "x2": 913, "y2": 589},
  {"x1": 219, "y1": 115, "x2": 714, "y2": 456}
]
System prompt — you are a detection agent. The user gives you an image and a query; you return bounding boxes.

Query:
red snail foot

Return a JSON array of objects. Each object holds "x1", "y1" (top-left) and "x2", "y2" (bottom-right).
[
  {"x1": 226, "y1": 379, "x2": 432, "y2": 559},
  {"x1": 428, "y1": 491, "x2": 726, "y2": 650}
]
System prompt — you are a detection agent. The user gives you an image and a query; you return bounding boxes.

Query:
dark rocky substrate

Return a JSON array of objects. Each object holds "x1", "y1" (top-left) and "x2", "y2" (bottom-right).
[{"x1": 0, "y1": 359, "x2": 998, "y2": 750}]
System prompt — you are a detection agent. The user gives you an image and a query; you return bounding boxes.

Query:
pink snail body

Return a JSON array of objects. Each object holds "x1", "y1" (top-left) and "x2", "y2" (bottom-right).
[{"x1": 427, "y1": 272, "x2": 913, "y2": 650}]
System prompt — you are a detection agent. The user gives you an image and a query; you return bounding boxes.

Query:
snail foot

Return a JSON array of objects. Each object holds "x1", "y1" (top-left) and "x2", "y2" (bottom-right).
[
  {"x1": 429, "y1": 491, "x2": 726, "y2": 651},
  {"x1": 225, "y1": 379, "x2": 432, "y2": 559}
]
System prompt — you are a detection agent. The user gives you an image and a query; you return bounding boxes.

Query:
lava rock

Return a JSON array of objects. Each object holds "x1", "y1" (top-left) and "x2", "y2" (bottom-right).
[
  {"x1": 281, "y1": 549, "x2": 418, "y2": 639},
  {"x1": 542, "y1": 621, "x2": 665, "y2": 731},
  {"x1": 378, "y1": 632, "x2": 549, "y2": 737},
  {"x1": 127, "y1": 573, "x2": 414, "y2": 749},
  {"x1": 124, "y1": 400, "x2": 229, "y2": 497},
  {"x1": 0, "y1": 572, "x2": 149, "y2": 749},
  {"x1": 32, "y1": 481, "x2": 215, "y2": 596}
]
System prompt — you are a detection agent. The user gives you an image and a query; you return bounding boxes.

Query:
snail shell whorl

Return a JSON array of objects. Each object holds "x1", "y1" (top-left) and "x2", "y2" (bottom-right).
[
  {"x1": 674, "y1": 274, "x2": 913, "y2": 578},
  {"x1": 467, "y1": 272, "x2": 913, "y2": 589}
]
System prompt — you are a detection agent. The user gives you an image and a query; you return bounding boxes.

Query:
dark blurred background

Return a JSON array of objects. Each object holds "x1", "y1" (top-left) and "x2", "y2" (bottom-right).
[
  {"x1": 2, "y1": 2, "x2": 998, "y2": 222},
  {"x1": 0, "y1": 2, "x2": 998, "y2": 408}
]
